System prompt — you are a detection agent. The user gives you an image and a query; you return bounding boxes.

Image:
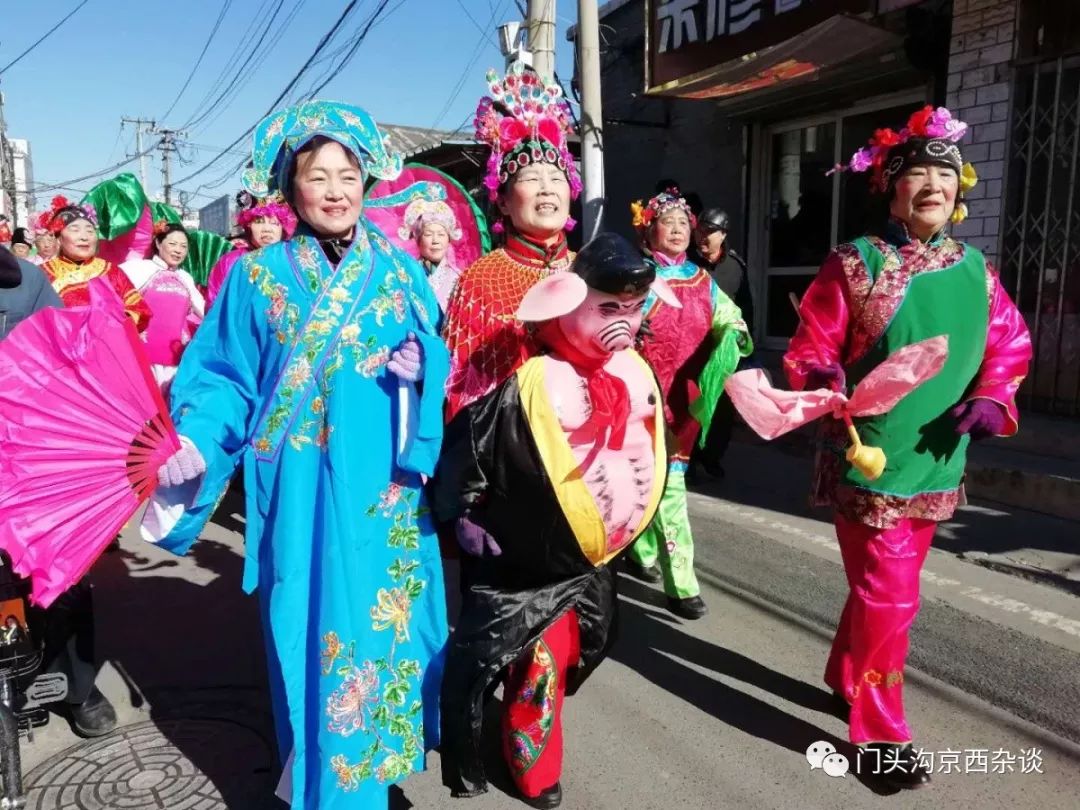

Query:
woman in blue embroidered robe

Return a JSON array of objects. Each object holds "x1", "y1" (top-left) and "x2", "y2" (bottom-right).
[{"x1": 144, "y1": 102, "x2": 449, "y2": 809}]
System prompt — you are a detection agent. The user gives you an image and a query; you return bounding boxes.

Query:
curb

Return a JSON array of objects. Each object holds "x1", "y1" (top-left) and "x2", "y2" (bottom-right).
[{"x1": 965, "y1": 460, "x2": 1080, "y2": 523}]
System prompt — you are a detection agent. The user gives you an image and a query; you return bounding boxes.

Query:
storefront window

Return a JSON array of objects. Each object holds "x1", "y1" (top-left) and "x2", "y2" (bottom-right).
[
  {"x1": 837, "y1": 104, "x2": 920, "y2": 243},
  {"x1": 768, "y1": 124, "x2": 836, "y2": 268},
  {"x1": 760, "y1": 98, "x2": 925, "y2": 342}
]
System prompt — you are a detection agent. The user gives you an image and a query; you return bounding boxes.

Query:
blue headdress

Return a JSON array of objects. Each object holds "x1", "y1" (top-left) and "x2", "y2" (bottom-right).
[{"x1": 242, "y1": 100, "x2": 403, "y2": 197}]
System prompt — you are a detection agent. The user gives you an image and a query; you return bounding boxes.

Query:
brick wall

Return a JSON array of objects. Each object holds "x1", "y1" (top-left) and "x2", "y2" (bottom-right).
[{"x1": 946, "y1": 0, "x2": 1017, "y2": 261}]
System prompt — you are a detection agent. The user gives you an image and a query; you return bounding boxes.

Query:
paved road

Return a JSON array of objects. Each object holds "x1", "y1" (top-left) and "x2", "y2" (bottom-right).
[{"x1": 16, "y1": 445, "x2": 1080, "y2": 809}]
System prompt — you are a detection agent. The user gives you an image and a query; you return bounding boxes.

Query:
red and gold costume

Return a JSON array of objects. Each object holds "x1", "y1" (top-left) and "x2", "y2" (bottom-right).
[
  {"x1": 443, "y1": 231, "x2": 572, "y2": 419},
  {"x1": 42, "y1": 256, "x2": 150, "y2": 332}
]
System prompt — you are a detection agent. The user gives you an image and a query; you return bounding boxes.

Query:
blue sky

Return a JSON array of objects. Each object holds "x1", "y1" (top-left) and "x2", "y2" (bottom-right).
[{"x1": 0, "y1": 0, "x2": 574, "y2": 210}]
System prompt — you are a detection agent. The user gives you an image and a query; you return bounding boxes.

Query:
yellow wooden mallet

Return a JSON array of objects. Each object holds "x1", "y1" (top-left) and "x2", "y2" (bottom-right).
[{"x1": 789, "y1": 293, "x2": 886, "y2": 481}]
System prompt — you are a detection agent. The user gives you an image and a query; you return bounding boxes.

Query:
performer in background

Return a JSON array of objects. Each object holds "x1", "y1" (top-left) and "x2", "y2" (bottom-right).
[
  {"x1": 9, "y1": 228, "x2": 33, "y2": 261},
  {"x1": 435, "y1": 234, "x2": 673, "y2": 809},
  {"x1": 786, "y1": 106, "x2": 1031, "y2": 788},
  {"x1": 624, "y1": 189, "x2": 752, "y2": 620},
  {"x1": 39, "y1": 196, "x2": 150, "y2": 331},
  {"x1": 690, "y1": 207, "x2": 755, "y2": 479},
  {"x1": 205, "y1": 191, "x2": 296, "y2": 308},
  {"x1": 33, "y1": 230, "x2": 59, "y2": 265},
  {"x1": 122, "y1": 221, "x2": 205, "y2": 393},
  {"x1": 443, "y1": 64, "x2": 580, "y2": 419},
  {"x1": 145, "y1": 101, "x2": 449, "y2": 809},
  {"x1": 404, "y1": 198, "x2": 465, "y2": 313}
]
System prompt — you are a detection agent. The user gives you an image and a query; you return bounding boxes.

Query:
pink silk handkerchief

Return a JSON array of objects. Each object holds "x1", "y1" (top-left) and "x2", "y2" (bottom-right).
[{"x1": 725, "y1": 336, "x2": 949, "y2": 440}]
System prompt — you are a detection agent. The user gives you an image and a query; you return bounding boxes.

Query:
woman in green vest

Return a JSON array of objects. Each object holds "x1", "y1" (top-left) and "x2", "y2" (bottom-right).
[{"x1": 785, "y1": 106, "x2": 1032, "y2": 789}]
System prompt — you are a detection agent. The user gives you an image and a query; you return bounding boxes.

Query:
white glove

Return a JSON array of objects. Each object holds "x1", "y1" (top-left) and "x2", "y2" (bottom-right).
[{"x1": 157, "y1": 436, "x2": 207, "y2": 488}]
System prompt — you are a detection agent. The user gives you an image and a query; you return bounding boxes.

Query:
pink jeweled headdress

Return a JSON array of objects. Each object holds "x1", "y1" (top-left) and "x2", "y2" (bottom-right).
[
  {"x1": 234, "y1": 190, "x2": 298, "y2": 237},
  {"x1": 473, "y1": 63, "x2": 581, "y2": 203}
]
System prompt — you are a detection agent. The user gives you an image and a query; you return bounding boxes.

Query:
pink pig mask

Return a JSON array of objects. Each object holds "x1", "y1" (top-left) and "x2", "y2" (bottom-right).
[{"x1": 516, "y1": 233, "x2": 681, "y2": 362}]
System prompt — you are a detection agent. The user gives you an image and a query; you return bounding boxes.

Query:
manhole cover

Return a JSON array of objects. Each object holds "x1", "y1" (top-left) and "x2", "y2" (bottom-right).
[{"x1": 24, "y1": 718, "x2": 276, "y2": 809}]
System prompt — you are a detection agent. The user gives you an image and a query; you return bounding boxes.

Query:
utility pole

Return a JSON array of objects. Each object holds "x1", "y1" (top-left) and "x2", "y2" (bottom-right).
[
  {"x1": 121, "y1": 116, "x2": 155, "y2": 192},
  {"x1": 577, "y1": 0, "x2": 605, "y2": 239},
  {"x1": 151, "y1": 126, "x2": 186, "y2": 208},
  {"x1": 526, "y1": 0, "x2": 556, "y2": 78}
]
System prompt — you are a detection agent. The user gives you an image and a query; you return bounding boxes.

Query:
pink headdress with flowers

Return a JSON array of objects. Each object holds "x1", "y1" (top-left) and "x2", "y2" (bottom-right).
[
  {"x1": 829, "y1": 106, "x2": 972, "y2": 191},
  {"x1": 828, "y1": 105, "x2": 978, "y2": 223},
  {"x1": 474, "y1": 63, "x2": 581, "y2": 211},
  {"x1": 235, "y1": 190, "x2": 297, "y2": 237}
]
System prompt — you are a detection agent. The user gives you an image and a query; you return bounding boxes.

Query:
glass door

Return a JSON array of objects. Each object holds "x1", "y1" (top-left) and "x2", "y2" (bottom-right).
[
  {"x1": 764, "y1": 120, "x2": 837, "y2": 342},
  {"x1": 757, "y1": 93, "x2": 927, "y2": 346}
]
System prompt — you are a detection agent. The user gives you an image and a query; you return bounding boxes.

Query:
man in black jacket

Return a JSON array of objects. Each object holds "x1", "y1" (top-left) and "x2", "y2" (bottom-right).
[
  {"x1": 0, "y1": 245, "x2": 61, "y2": 339},
  {"x1": 690, "y1": 208, "x2": 755, "y2": 479}
]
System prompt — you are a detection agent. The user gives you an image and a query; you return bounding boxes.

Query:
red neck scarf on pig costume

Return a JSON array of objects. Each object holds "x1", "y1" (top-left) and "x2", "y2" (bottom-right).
[{"x1": 538, "y1": 321, "x2": 631, "y2": 452}]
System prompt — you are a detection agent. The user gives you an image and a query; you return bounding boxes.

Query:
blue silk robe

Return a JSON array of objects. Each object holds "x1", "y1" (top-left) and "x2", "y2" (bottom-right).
[{"x1": 156, "y1": 221, "x2": 449, "y2": 808}]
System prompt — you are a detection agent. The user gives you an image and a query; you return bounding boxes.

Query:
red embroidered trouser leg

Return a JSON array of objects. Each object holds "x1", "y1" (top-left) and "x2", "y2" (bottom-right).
[
  {"x1": 502, "y1": 609, "x2": 581, "y2": 798},
  {"x1": 825, "y1": 514, "x2": 936, "y2": 745}
]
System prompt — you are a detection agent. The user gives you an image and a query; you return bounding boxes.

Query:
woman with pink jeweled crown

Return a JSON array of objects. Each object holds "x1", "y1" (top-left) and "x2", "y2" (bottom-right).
[
  {"x1": 442, "y1": 63, "x2": 581, "y2": 422},
  {"x1": 786, "y1": 106, "x2": 1032, "y2": 788}
]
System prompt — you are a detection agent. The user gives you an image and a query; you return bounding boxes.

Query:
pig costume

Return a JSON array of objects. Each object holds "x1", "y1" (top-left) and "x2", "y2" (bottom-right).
[{"x1": 433, "y1": 234, "x2": 678, "y2": 808}]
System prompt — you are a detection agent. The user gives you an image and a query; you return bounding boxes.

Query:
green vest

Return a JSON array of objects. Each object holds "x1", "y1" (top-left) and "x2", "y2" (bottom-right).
[{"x1": 843, "y1": 236, "x2": 988, "y2": 497}]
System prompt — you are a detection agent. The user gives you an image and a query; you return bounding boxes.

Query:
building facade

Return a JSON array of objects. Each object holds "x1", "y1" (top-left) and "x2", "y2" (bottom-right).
[
  {"x1": 8, "y1": 138, "x2": 34, "y2": 227},
  {"x1": 573, "y1": 0, "x2": 1079, "y2": 415}
]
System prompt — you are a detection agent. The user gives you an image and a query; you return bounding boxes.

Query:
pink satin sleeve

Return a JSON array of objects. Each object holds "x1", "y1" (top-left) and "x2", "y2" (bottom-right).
[
  {"x1": 967, "y1": 270, "x2": 1032, "y2": 437},
  {"x1": 206, "y1": 249, "x2": 243, "y2": 309},
  {"x1": 783, "y1": 251, "x2": 852, "y2": 390}
]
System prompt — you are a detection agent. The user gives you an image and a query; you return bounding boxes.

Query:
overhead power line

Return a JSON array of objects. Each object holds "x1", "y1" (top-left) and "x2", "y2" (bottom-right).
[
  {"x1": 427, "y1": 0, "x2": 510, "y2": 133},
  {"x1": 179, "y1": 140, "x2": 250, "y2": 158},
  {"x1": 178, "y1": 0, "x2": 401, "y2": 195},
  {"x1": 301, "y1": 0, "x2": 406, "y2": 100},
  {"x1": 159, "y1": 0, "x2": 235, "y2": 121},
  {"x1": 297, "y1": 0, "x2": 406, "y2": 99},
  {"x1": 30, "y1": 147, "x2": 155, "y2": 194},
  {"x1": 454, "y1": 0, "x2": 498, "y2": 47},
  {"x1": 182, "y1": 0, "x2": 300, "y2": 133},
  {"x1": 175, "y1": 0, "x2": 365, "y2": 188},
  {"x1": 194, "y1": 0, "x2": 404, "y2": 196},
  {"x1": 191, "y1": 0, "x2": 311, "y2": 137},
  {"x1": 0, "y1": 0, "x2": 93, "y2": 77}
]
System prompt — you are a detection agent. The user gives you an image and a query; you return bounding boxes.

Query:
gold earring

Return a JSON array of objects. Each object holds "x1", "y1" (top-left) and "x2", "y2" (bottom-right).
[{"x1": 950, "y1": 201, "x2": 968, "y2": 224}]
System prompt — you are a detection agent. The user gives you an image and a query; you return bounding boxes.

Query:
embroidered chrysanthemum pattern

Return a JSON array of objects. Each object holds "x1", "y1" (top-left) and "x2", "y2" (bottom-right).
[{"x1": 322, "y1": 483, "x2": 429, "y2": 791}]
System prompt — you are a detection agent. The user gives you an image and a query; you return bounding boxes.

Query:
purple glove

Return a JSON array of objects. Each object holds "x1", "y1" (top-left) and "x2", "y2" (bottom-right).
[
  {"x1": 951, "y1": 399, "x2": 1006, "y2": 440},
  {"x1": 455, "y1": 516, "x2": 502, "y2": 557},
  {"x1": 157, "y1": 437, "x2": 207, "y2": 488},
  {"x1": 806, "y1": 363, "x2": 846, "y2": 392},
  {"x1": 387, "y1": 332, "x2": 424, "y2": 382}
]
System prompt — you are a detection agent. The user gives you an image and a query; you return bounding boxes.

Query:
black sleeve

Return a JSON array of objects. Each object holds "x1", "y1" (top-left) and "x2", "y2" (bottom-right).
[
  {"x1": 729, "y1": 250, "x2": 755, "y2": 331},
  {"x1": 429, "y1": 381, "x2": 507, "y2": 523}
]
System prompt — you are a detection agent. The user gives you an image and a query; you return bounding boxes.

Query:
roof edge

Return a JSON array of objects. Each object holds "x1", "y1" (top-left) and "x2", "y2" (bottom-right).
[{"x1": 566, "y1": 0, "x2": 636, "y2": 41}]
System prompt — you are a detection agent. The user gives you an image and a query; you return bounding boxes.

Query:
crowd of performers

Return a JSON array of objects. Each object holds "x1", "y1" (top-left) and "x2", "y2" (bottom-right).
[{"x1": 0, "y1": 64, "x2": 1032, "y2": 809}]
